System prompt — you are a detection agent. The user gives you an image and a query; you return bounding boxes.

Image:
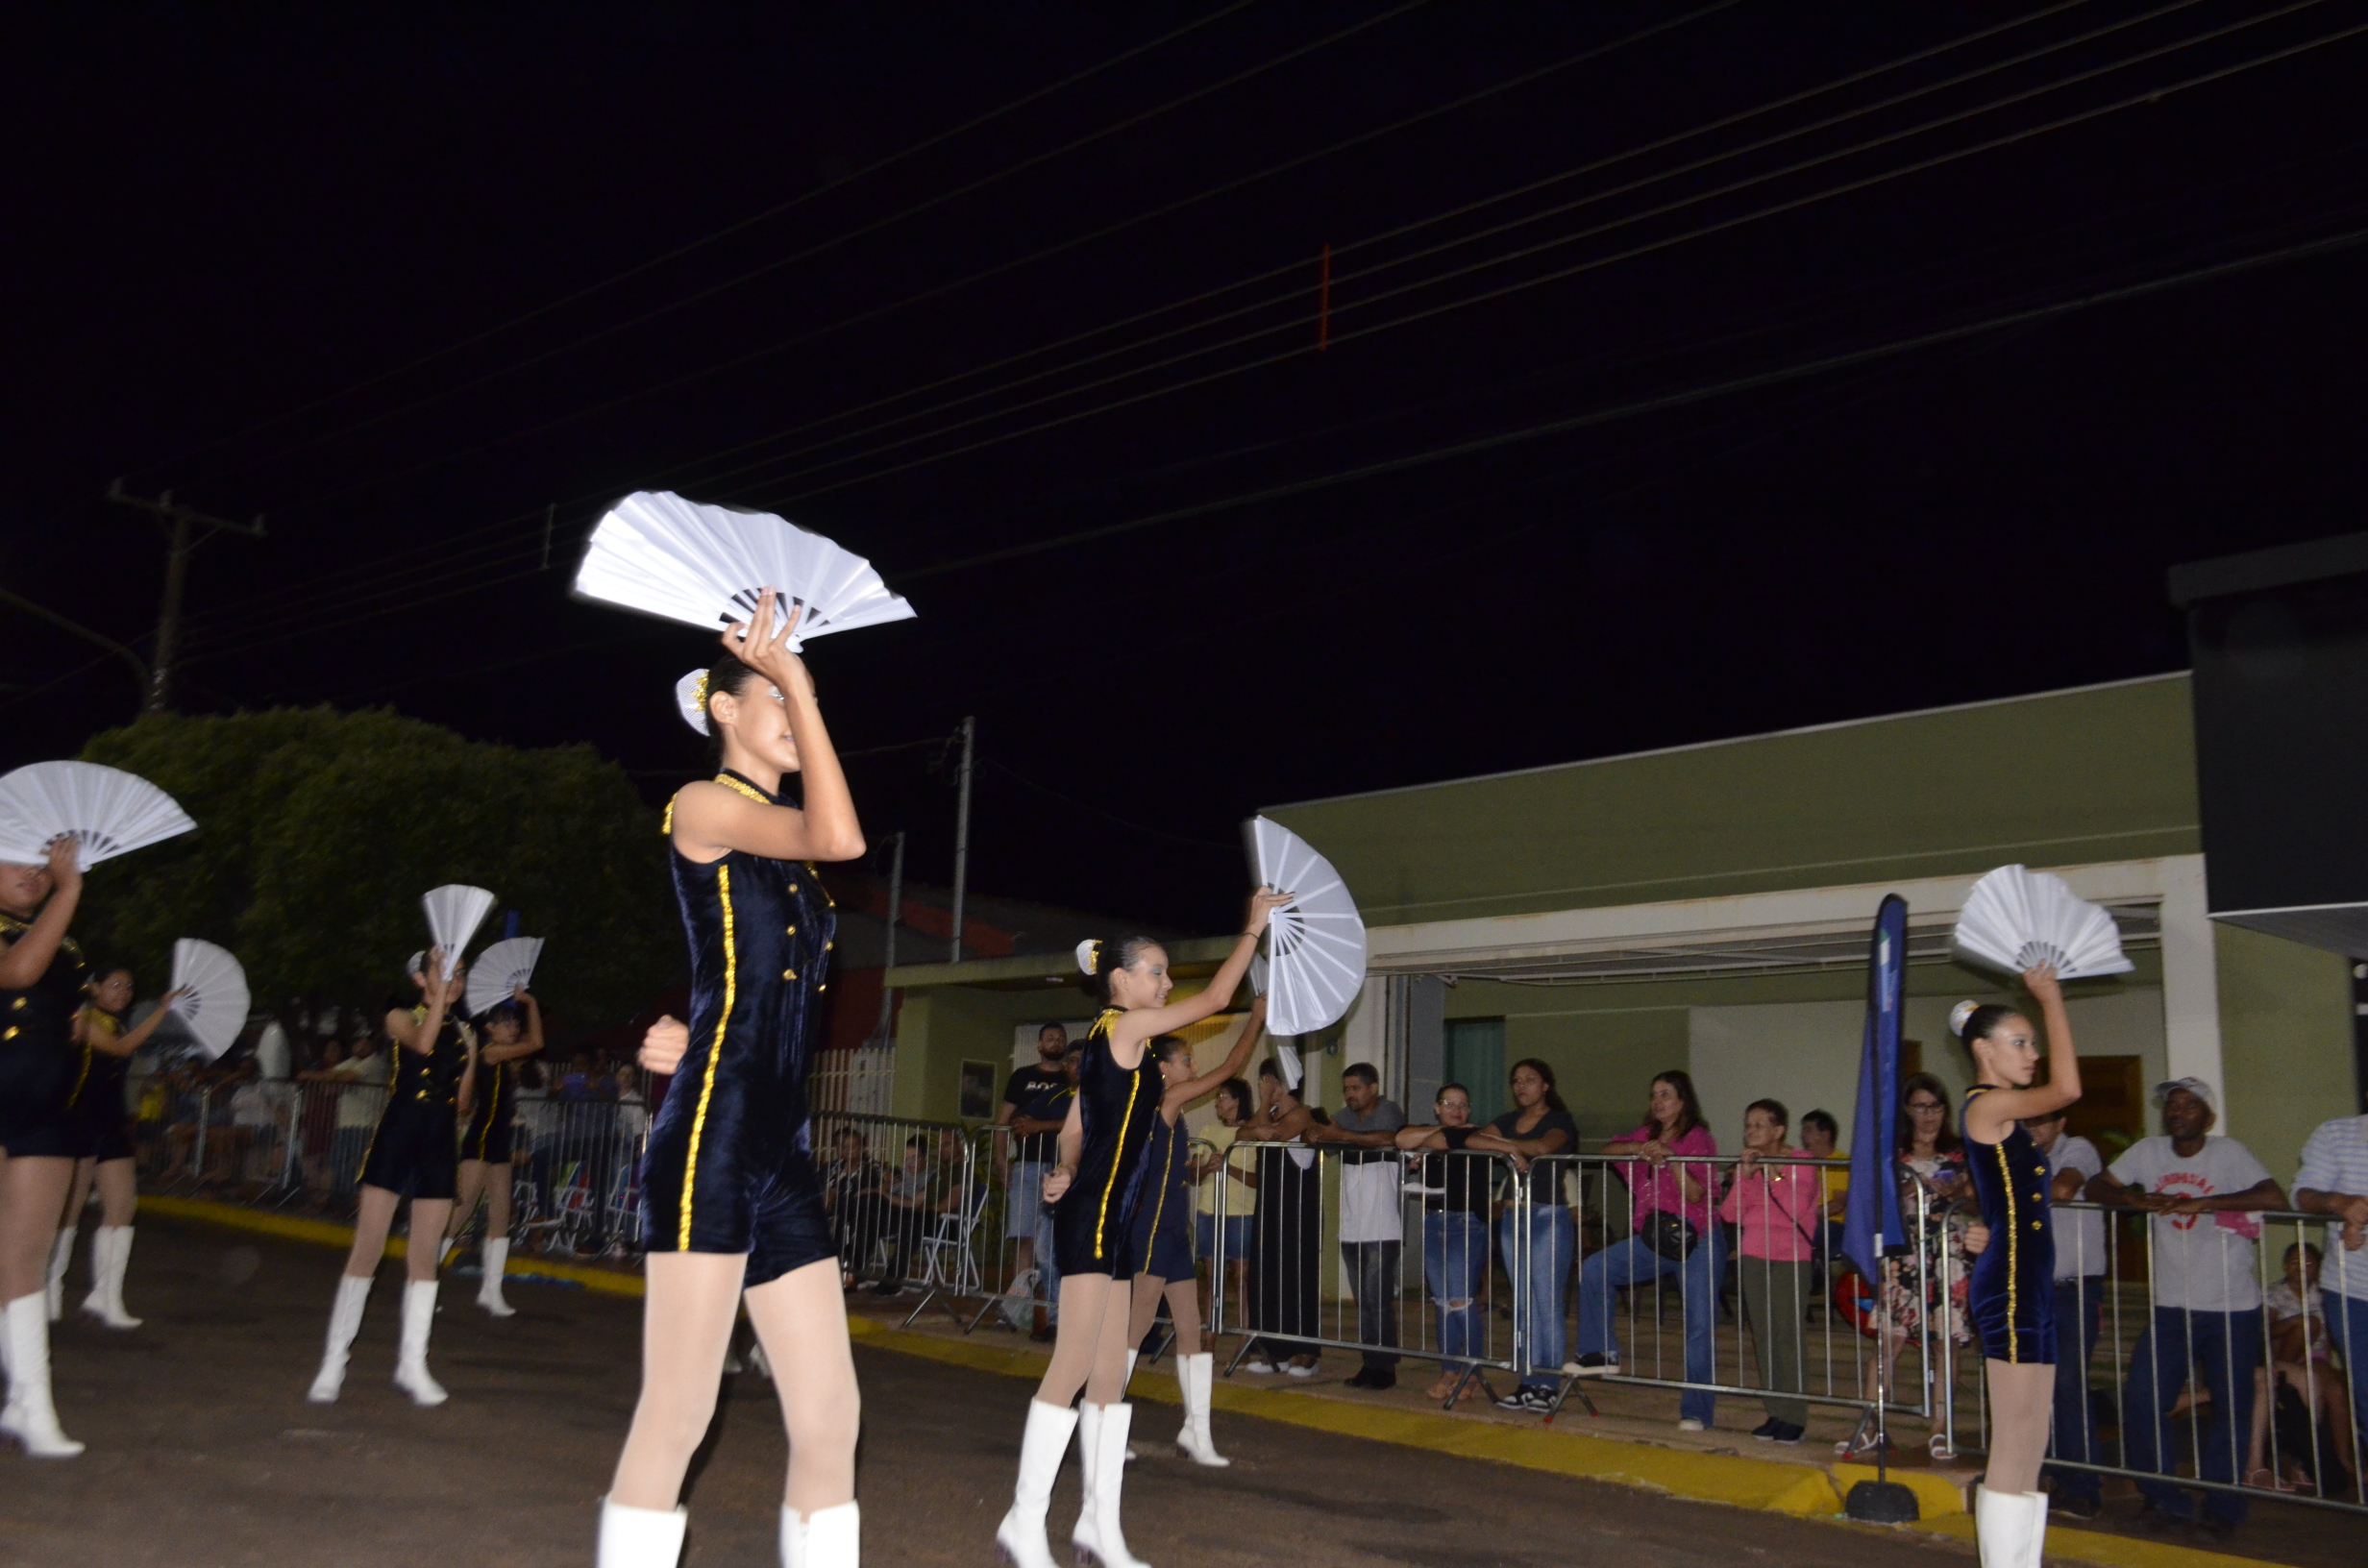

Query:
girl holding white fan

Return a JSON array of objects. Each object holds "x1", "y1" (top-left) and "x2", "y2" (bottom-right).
[
  {"x1": 307, "y1": 948, "x2": 476, "y2": 1408},
  {"x1": 444, "y1": 985, "x2": 543, "y2": 1317},
  {"x1": 0, "y1": 839, "x2": 92, "y2": 1457},
  {"x1": 1954, "y1": 968, "x2": 2082, "y2": 1568},
  {"x1": 610, "y1": 589, "x2": 868, "y2": 1568},
  {"x1": 48, "y1": 964, "x2": 185, "y2": 1330},
  {"x1": 997, "y1": 892, "x2": 1290, "y2": 1568}
]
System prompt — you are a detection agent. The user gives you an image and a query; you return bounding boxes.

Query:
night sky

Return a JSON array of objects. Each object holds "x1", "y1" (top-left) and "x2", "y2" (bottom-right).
[{"x1": 8, "y1": 1, "x2": 2366, "y2": 933}]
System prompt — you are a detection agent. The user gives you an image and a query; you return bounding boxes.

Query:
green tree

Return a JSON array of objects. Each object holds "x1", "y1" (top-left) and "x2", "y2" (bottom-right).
[{"x1": 76, "y1": 708, "x2": 678, "y2": 1034}]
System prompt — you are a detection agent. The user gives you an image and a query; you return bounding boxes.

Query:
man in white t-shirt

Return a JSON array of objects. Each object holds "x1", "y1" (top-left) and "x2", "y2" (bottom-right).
[
  {"x1": 1309, "y1": 1064, "x2": 1407, "y2": 1390},
  {"x1": 2024, "y1": 1108, "x2": 2106, "y2": 1519},
  {"x1": 2293, "y1": 1111, "x2": 2368, "y2": 1472},
  {"x1": 2086, "y1": 1079, "x2": 2286, "y2": 1537}
]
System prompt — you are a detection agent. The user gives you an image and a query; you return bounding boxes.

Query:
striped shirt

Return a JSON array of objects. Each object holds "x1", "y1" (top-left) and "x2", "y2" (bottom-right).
[{"x1": 2295, "y1": 1115, "x2": 2368, "y2": 1302}]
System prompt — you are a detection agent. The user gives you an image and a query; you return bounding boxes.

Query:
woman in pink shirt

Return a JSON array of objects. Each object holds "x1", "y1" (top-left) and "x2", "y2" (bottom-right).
[
  {"x1": 1717, "y1": 1099, "x2": 1822, "y2": 1443},
  {"x1": 1571, "y1": 1070, "x2": 1722, "y2": 1432}
]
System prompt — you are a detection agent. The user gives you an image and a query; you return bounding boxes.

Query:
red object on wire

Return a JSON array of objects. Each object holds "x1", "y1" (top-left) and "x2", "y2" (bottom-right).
[{"x1": 1317, "y1": 243, "x2": 1330, "y2": 352}]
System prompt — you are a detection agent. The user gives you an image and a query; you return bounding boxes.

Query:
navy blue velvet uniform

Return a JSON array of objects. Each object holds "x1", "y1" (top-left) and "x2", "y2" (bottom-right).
[
  {"x1": 1051, "y1": 1009, "x2": 1162, "y2": 1280},
  {"x1": 1963, "y1": 1085, "x2": 2059, "y2": 1365},
  {"x1": 1130, "y1": 1111, "x2": 1195, "y2": 1282},
  {"x1": 358, "y1": 1006, "x2": 472, "y2": 1202},
  {"x1": 72, "y1": 1007, "x2": 136, "y2": 1163},
  {"x1": 641, "y1": 771, "x2": 838, "y2": 1287},
  {"x1": 464, "y1": 1057, "x2": 516, "y2": 1164},
  {"x1": 0, "y1": 912, "x2": 88, "y2": 1159}
]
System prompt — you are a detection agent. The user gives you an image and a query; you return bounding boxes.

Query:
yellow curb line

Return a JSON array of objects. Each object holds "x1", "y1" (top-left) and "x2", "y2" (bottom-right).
[
  {"x1": 144, "y1": 1200, "x2": 2290, "y2": 1568},
  {"x1": 138, "y1": 1195, "x2": 649, "y2": 1298}
]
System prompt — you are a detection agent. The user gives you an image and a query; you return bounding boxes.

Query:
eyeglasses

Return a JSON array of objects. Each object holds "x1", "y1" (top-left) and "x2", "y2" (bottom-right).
[{"x1": 1907, "y1": 1100, "x2": 1944, "y2": 1113}]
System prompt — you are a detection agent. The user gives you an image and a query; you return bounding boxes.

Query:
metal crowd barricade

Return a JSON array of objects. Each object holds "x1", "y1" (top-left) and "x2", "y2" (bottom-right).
[
  {"x1": 805, "y1": 1109, "x2": 986, "y2": 1323},
  {"x1": 1942, "y1": 1201, "x2": 2367, "y2": 1517}
]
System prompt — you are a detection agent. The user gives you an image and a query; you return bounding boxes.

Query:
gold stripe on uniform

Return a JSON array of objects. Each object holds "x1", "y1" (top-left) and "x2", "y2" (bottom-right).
[
  {"x1": 1996, "y1": 1139, "x2": 2019, "y2": 1364},
  {"x1": 679, "y1": 864, "x2": 736, "y2": 1249},
  {"x1": 1093, "y1": 1059, "x2": 1142, "y2": 1261}
]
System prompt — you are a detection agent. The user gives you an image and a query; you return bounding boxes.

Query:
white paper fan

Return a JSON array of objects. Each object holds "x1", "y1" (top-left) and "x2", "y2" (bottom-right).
[
  {"x1": 1952, "y1": 864, "x2": 2134, "y2": 981},
  {"x1": 1244, "y1": 817, "x2": 1368, "y2": 1038},
  {"x1": 1248, "y1": 951, "x2": 1270, "y2": 996},
  {"x1": 168, "y1": 939, "x2": 250, "y2": 1061},
  {"x1": 573, "y1": 490, "x2": 916, "y2": 652},
  {"x1": 467, "y1": 936, "x2": 545, "y2": 1017},
  {"x1": 421, "y1": 885, "x2": 496, "y2": 980},
  {"x1": 675, "y1": 670, "x2": 710, "y2": 735},
  {"x1": 0, "y1": 762, "x2": 195, "y2": 868}
]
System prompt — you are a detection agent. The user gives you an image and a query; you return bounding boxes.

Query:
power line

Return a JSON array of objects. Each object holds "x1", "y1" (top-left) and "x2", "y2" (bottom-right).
[
  {"x1": 187, "y1": 0, "x2": 1434, "y2": 487},
  {"x1": 154, "y1": 0, "x2": 1266, "y2": 472}
]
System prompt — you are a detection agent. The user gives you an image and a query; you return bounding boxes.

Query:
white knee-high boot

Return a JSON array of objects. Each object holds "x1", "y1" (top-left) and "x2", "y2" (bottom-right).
[
  {"x1": 1975, "y1": 1484, "x2": 2043, "y2": 1568},
  {"x1": 478, "y1": 1237, "x2": 515, "y2": 1317},
  {"x1": 598, "y1": 1497, "x2": 687, "y2": 1568},
  {"x1": 81, "y1": 1226, "x2": 142, "y2": 1329},
  {"x1": 308, "y1": 1274, "x2": 373, "y2": 1403},
  {"x1": 0, "y1": 1293, "x2": 83, "y2": 1457},
  {"x1": 1072, "y1": 1403, "x2": 1149, "y2": 1568},
  {"x1": 394, "y1": 1278, "x2": 447, "y2": 1406},
  {"x1": 782, "y1": 1500, "x2": 859, "y2": 1568},
  {"x1": 45, "y1": 1225, "x2": 76, "y2": 1322},
  {"x1": 995, "y1": 1398, "x2": 1078, "y2": 1568},
  {"x1": 2022, "y1": 1492, "x2": 2049, "y2": 1568},
  {"x1": 1174, "y1": 1353, "x2": 1228, "y2": 1466}
]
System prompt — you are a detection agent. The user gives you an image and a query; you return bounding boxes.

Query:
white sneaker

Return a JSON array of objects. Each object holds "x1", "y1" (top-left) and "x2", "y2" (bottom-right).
[
  {"x1": 1241, "y1": 1358, "x2": 1274, "y2": 1375},
  {"x1": 1285, "y1": 1360, "x2": 1315, "y2": 1379},
  {"x1": 1677, "y1": 1417, "x2": 1706, "y2": 1433}
]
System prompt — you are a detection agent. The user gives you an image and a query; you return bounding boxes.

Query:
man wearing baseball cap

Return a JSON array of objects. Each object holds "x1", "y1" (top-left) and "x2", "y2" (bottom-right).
[{"x1": 2085, "y1": 1078, "x2": 2286, "y2": 1538}]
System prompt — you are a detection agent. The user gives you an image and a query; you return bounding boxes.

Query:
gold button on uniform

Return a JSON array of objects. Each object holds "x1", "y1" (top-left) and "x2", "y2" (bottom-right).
[{"x1": 783, "y1": 969, "x2": 796, "y2": 981}]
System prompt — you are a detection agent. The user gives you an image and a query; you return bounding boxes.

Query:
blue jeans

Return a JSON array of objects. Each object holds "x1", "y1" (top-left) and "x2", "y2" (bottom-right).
[
  {"x1": 1196, "y1": 1212, "x2": 1251, "y2": 1265},
  {"x1": 2331, "y1": 1291, "x2": 2368, "y2": 1471},
  {"x1": 1496, "y1": 1204, "x2": 1576, "y2": 1390},
  {"x1": 1423, "y1": 1211, "x2": 1491, "y2": 1366},
  {"x1": 1576, "y1": 1228, "x2": 1726, "y2": 1425},
  {"x1": 1033, "y1": 1203, "x2": 1061, "y2": 1323},
  {"x1": 2046, "y1": 1278, "x2": 2105, "y2": 1507},
  {"x1": 2121, "y1": 1306, "x2": 2261, "y2": 1526}
]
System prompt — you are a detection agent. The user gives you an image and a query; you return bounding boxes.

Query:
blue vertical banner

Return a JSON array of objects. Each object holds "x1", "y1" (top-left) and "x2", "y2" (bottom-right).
[
  {"x1": 1841, "y1": 894, "x2": 1908, "y2": 1283},
  {"x1": 504, "y1": 909, "x2": 522, "y2": 941}
]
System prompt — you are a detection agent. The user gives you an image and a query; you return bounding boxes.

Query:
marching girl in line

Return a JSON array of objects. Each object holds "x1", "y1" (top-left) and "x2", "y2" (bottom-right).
[
  {"x1": 442, "y1": 985, "x2": 544, "y2": 1317},
  {"x1": 47, "y1": 963, "x2": 185, "y2": 1329},
  {"x1": 609, "y1": 591, "x2": 867, "y2": 1568},
  {"x1": 308, "y1": 947, "x2": 477, "y2": 1408},
  {"x1": 0, "y1": 841, "x2": 90, "y2": 1456},
  {"x1": 1120, "y1": 994, "x2": 1269, "y2": 1468},
  {"x1": 1955, "y1": 968, "x2": 2081, "y2": 1568},
  {"x1": 996, "y1": 893, "x2": 1290, "y2": 1568}
]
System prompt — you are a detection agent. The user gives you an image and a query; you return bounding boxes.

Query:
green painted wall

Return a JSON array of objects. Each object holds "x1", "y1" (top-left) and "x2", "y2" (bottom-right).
[
  {"x1": 2214, "y1": 923, "x2": 2354, "y2": 1182},
  {"x1": 1265, "y1": 675, "x2": 2200, "y2": 923}
]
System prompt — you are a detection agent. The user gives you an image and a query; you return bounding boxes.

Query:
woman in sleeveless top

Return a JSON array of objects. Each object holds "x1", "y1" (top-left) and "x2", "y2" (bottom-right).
[
  {"x1": 1954, "y1": 967, "x2": 2081, "y2": 1568},
  {"x1": 997, "y1": 896, "x2": 1289, "y2": 1568},
  {"x1": 308, "y1": 949, "x2": 477, "y2": 1408},
  {"x1": 606, "y1": 591, "x2": 868, "y2": 1568},
  {"x1": 442, "y1": 987, "x2": 543, "y2": 1317},
  {"x1": 1121, "y1": 995, "x2": 1268, "y2": 1467},
  {"x1": 49, "y1": 963, "x2": 184, "y2": 1331},
  {"x1": 1, "y1": 839, "x2": 91, "y2": 1456}
]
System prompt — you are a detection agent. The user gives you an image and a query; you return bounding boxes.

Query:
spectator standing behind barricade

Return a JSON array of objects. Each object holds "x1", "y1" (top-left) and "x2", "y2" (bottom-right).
[
  {"x1": 999, "y1": 1022, "x2": 1073, "y2": 1341},
  {"x1": 1241, "y1": 1056, "x2": 1322, "y2": 1376},
  {"x1": 1572, "y1": 1069, "x2": 1717, "y2": 1433},
  {"x1": 1718, "y1": 1099, "x2": 1819, "y2": 1444},
  {"x1": 874, "y1": 1135, "x2": 935, "y2": 1295},
  {"x1": 1798, "y1": 1109, "x2": 1850, "y2": 1275},
  {"x1": 2292, "y1": 1107, "x2": 2368, "y2": 1486},
  {"x1": 322, "y1": 1034, "x2": 389, "y2": 1203},
  {"x1": 2021, "y1": 1106, "x2": 2108, "y2": 1521},
  {"x1": 1844, "y1": 1072, "x2": 1972, "y2": 1455},
  {"x1": 821, "y1": 1128, "x2": 890, "y2": 1286},
  {"x1": 295, "y1": 1040, "x2": 344, "y2": 1208},
  {"x1": 2086, "y1": 1078, "x2": 2287, "y2": 1539},
  {"x1": 1471, "y1": 1060, "x2": 1581, "y2": 1414},
  {"x1": 1308, "y1": 1061, "x2": 1407, "y2": 1390},
  {"x1": 1395, "y1": 1083, "x2": 1494, "y2": 1408},
  {"x1": 1192, "y1": 1077, "x2": 1256, "y2": 1322}
]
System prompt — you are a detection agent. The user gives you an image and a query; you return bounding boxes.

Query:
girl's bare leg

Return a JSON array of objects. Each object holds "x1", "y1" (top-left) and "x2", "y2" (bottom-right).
[
  {"x1": 1126, "y1": 1273, "x2": 1166, "y2": 1351},
  {"x1": 1037, "y1": 1273, "x2": 1116, "y2": 1409},
  {"x1": 1165, "y1": 1280, "x2": 1201, "y2": 1357},
  {"x1": 1983, "y1": 1360, "x2": 2054, "y2": 1495},
  {"x1": 484, "y1": 1165, "x2": 513, "y2": 1244},
  {"x1": 446, "y1": 1161, "x2": 487, "y2": 1238},
  {"x1": 341, "y1": 1187, "x2": 399, "y2": 1277},
  {"x1": 1084, "y1": 1275, "x2": 1135, "y2": 1406},
  {"x1": 93, "y1": 1160, "x2": 136, "y2": 1229},
  {"x1": 62, "y1": 1158, "x2": 95, "y2": 1229},
  {"x1": 746, "y1": 1257, "x2": 861, "y2": 1516},
  {"x1": 406, "y1": 1200, "x2": 453, "y2": 1281},
  {"x1": 0, "y1": 1158, "x2": 74, "y2": 1298},
  {"x1": 611, "y1": 1252, "x2": 746, "y2": 1509}
]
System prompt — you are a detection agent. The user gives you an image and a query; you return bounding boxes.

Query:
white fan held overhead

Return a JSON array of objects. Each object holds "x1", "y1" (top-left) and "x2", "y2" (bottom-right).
[
  {"x1": 420, "y1": 885, "x2": 497, "y2": 981},
  {"x1": 573, "y1": 490, "x2": 916, "y2": 652},
  {"x1": 168, "y1": 939, "x2": 250, "y2": 1061},
  {"x1": 1951, "y1": 864, "x2": 2134, "y2": 981},
  {"x1": 467, "y1": 937, "x2": 546, "y2": 1017},
  {"x1": 1244, "y1": 817, "x2": 1369, "y2": 1039},
  {"x1": 0, "y1": 761, "x2": 195, "y2": 868}
]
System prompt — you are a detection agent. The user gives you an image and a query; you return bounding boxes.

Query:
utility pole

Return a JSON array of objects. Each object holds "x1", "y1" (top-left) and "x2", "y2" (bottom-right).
[
  {"x1": 872, "y1": 830, "x2": 905, "y2": 1045},
  {"x1": 104, "y1": 478, "x2": 266, "y2": 712},
  {"x1": 949, "y1": 716, "x2": 975, "y2": 964}
]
